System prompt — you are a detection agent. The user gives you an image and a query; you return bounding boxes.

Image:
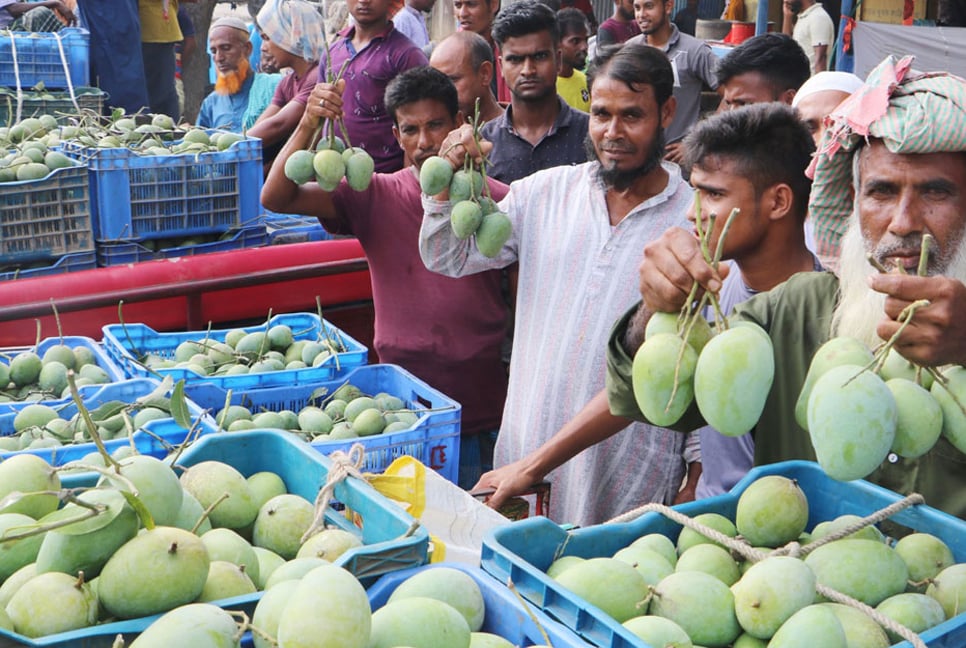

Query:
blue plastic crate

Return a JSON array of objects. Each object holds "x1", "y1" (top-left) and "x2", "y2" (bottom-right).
[
  {"x1": 60, "y1": 135, "x2": 262, "y2": 241},
  {"x1": 0, "y1": 87, "x2": 105, "y2": 127},
  {"x1": 95, "y1": 223, "x2": 268, "y2": 266},
  {"x1": 0, "y1": 165, "x2": 94, "y2": 264},
  {"x1": 243, "y1": 562, "x2": 590, "y2": 648},
  {"x1": 262, "y1": 210, "x2": 331, "y2": 245},
  {"x1": 0, "y1": 336, "x2": 124, "y2": 409},
  {"x1": 186, "y1": 364, "x2": 462, "y2": 483},
  {"x1": 101, "y1": 312, "x2": 368, "y2": 389},
  {"x1": 480, "y1": 460, "x2": 966, "y2": 648},
  {"x1": 0, "y1": 377, "x2": 212, "y2": 466},
  {"x1": 5, "y1": 429, "x2": 428, "y2": 648},
  {"x1": 0, "y1": 28, "x2": 89, "y2": 89},
  {"x1": 0, "y1": 249, "x2": 96, "y2": 281}
]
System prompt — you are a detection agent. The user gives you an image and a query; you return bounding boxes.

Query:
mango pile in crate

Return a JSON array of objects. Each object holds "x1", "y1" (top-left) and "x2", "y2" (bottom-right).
[{"x1": 481, "y1": 461, "x2": 966, "y2": 648}]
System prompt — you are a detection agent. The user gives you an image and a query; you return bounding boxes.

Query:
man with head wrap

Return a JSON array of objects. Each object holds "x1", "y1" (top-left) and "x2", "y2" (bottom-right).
[
  {"x1": 605, "y1": 55, "x2": 966, "y2": 519},
  {"x1": 248, "y1": 0, "x2": 326, "y2": 166}
]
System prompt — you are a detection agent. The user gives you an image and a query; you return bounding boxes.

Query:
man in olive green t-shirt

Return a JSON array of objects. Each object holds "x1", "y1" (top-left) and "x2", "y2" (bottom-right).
[{"x1": 607, "y1": 56, "x2": 966, "y2": 520}]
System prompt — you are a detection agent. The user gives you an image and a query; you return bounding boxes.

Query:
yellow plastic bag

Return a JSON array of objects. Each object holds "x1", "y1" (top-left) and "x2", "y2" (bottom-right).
[{"x1": 367, "y1": 456, "x2": 510, "y2": 564}]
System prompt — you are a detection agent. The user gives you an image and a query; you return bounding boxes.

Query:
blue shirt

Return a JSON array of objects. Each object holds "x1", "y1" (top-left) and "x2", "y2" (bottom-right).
[
  {"x1": 479, "y1": 97, "x2": 589, "y2": 184},
  {"x1": 391, "y1": 6, "x2": 429, "y2": 49},
  {"x1": 197, "y1": 71, "x2": 256, "y2": 132}
]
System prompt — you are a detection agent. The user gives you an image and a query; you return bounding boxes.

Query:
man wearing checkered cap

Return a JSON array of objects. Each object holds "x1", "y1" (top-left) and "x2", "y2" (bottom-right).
[{"x1": 605, "y1": 55, "x2": 966, "y2": 519}]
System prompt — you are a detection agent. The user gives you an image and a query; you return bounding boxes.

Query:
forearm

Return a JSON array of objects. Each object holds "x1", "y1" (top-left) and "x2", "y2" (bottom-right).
[
  {"x1": 813, "y1": 46, "x2": 828, "y2": 73},
  {"x1": 261, "y1": 117, "x2": 316, "y2": 211},
  {"x1": 419, "y1": 192, "x2": 515, "y2": 277},
  {"x1": 247, "y1": 105, "x2": 299, "y2": 149},
  {"x1": 519, "y1": 390, "x2": 631, "y2": 481},
  {"x1": 623, "y1": 301, "x2": 651, "y2": 356}
]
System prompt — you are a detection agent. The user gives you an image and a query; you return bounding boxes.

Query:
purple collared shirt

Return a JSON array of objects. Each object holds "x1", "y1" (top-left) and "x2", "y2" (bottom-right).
[{"x1": 322, "y1": 24, "x2": 428, "y2": 173}]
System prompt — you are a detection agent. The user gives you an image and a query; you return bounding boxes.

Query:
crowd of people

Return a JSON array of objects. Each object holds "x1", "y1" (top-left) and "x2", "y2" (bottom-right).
[{"x1": 14, "y1": 0, "x2": 964, "y2": 524}]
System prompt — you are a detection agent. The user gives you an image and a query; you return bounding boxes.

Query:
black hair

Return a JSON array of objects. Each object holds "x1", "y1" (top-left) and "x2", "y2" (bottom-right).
[
  {"x1": 492, "y1": 1, "x2": 560, "y2": 46},
  {"x1": 384, "y1": 66, "x2": 460, "y2": 124},
  {"x1": 682, "y1": 103, "x2": 815, "y2": 218},
  {"x1": 587, "y1": 43, "x2": 674, "y2": 107},
  {"x1": 556, "y1": 7, "x2": 589, "y2": 35},
  {"x1": 715, "y1": 33, "x2": 810, "y2": 95}
]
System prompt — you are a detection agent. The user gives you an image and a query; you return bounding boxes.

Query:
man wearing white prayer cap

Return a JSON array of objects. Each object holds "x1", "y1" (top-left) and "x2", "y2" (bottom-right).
[
  {"x1": 197, "y1": 17, "x2": 257, "y2": 132},
  {"x1": 791, "y1": 70, "x2": 864, "y2": 144}
]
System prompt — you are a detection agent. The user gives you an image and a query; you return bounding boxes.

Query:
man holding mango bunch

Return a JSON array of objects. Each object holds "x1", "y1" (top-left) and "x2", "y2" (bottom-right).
[
  {"x1": 262, "y1": 67, "x2": 510, "y2": 489},
  {"x1": 420, "y1": 44, "x2": 696, "y2": 526},
  {"x1": 608, "y1": 55, "x2": 966, "y2": 519}
]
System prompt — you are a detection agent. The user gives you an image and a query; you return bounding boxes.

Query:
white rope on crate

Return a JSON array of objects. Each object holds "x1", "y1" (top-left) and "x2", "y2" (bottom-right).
[
  {"x1": 604, "y1": 494, "x2": 929, "y2": 648},
  {"x1": 53, "y1": 30, "x2": 80, "y2": 113},
  {"x1": 9, "y1": 33, "x2": 23, "y2": 124},
  {"x1": 300, "y1": 442, "x2": 366, "y2": 544}
]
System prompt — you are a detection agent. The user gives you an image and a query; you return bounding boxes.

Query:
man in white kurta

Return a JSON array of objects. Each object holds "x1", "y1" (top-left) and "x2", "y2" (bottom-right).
[{"x1": 419, "y1": 44, "x2": 694, "y2": 526}]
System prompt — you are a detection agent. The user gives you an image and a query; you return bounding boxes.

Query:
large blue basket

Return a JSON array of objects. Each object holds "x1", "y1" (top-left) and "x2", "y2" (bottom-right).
[
  {"x1": 95, "y1": 224, "x2": 268, "y2": 267},
  {"x1": 1, "y1": 430, "x2": 429, "y2": 647},
  {"x1": 0, "y1": 165, "x2": 93, "y2": 265},
  {"x1": 186, "y1": 364, "x2": 462, "y2": 483},
  {"x1": 481, "y1": 460, "x2": 966, "y2": 648},
  {"x1": 0, "y1": 377, "x2": 213, "y2": 466},
  {"x1": 100, "y1": 312, "x2": 368, "y2": 388},
  {"x1": 0, "y1": 336, "x2": 124, "y2": 410},
  {"x1": 60, "y1": 135, "x2": 262, "y2": 242},
  {"x1": 0, "y1": 28, "x2": 89, "y2": 89}
]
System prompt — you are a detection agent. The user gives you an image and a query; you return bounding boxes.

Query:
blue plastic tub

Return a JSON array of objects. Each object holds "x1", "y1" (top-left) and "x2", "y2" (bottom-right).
[
  {"x1": 0, "y1": 165, "x2": 93, "y2": 265},
  {"x1": 0, "y1": 378, "x2": 213, "y2": 466},
  {"x1": 0, "y1": 28, "x2": 89, "y2": 89},
  {"x1": 0, "y1": 336, "x2": 124, "y2": 408},
  {"x1": 0, "y1": 249, "x2": 96, "y2": 281},
  {"x1": 235, "y1": 562, "x2": 588, "y2": 647},
  {"x1": 480, "y1": 460, "x2": 966, "y2": 648},
  {"x1": 262, "y1": 211, "x2": 332, "y2": 245},
  {"x1": 3, "y1": 430, "x2": 428, "y2": 648},
  {"x1": 95, "y1": 223, "x2": 268, "y2": 266},
  {"x1": 186, "y1": 364, "x2": 462, "y2": 483},
  {"x1": 60, "y1": 135, "x2": 262, "y2": 241},
  {"x1": 100, "y1": 312, "x2": 368, "y2": 388}
]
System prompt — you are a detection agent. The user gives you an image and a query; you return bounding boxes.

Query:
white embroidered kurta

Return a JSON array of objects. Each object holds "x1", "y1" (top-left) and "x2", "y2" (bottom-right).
[{"x1": 420, "y1": 161, "x2": 692, "y2": 525}]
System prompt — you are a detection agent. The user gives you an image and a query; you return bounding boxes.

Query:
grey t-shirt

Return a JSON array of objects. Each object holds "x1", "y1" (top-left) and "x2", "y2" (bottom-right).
[
  {"x1": 627, "y1": 25, "x2": 718, "y2": 144},
  {"x1": 0, "y1": 0, "x2": 17, "y2": 28}
]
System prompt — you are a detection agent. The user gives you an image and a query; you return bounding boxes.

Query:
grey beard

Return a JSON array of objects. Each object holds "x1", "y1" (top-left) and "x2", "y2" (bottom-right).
[{"x1": 831, "y1": 215, "x2": 966, "y2": 347}]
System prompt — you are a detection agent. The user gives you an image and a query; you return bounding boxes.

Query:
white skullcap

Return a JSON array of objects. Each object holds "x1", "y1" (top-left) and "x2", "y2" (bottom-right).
[
  {"x1": 792, "y1": 71, "x2": 865, "y2": 107},
  {"x1": 210, "y1": 16, "x2": 251, "y2": 36}
]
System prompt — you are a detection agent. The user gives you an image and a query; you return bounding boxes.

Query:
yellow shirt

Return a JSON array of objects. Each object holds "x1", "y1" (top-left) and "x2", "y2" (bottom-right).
[
  {"x1": 138, "y1": 0, "x2": 182, "y2": 43},
  {"x1": 556, "y1": 69, "x2": 590, "y2": 113}
]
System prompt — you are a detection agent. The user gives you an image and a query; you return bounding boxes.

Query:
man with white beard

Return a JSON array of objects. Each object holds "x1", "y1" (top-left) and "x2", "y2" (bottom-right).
[{"x1": 606, "y1": 54, "x2": 966, "y2": 519}]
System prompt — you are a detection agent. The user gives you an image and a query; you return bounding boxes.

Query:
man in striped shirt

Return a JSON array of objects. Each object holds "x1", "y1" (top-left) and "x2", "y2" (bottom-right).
[{"x1": 420, "y1": 44, "x2": 694, "y2": 525}]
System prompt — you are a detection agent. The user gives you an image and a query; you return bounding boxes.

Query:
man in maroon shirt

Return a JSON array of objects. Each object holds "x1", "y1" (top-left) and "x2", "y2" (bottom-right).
[
  {"x1": 262, "y1": 67, "x2": 510, "y2": 488},
  {"x1": 322, "y1": 0, "x2": 428, "y2": 173},
  {"x1": 597, "y1": 0, "x2": 641, "y2": 46}
]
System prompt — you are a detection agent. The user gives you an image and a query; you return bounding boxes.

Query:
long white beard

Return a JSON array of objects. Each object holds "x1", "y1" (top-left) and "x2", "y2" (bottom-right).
[{"x1": 831, "y1": 215, "x2": 966, "y2": 347}]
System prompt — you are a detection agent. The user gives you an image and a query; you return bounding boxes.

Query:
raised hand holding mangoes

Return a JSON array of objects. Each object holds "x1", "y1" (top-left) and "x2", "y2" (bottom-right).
[
  {"x1": 284, "y1": 64, "x2": 375, "y2": 193},
  {"x1": 419, "y1": 100, "x2": 511, "y2": 258}
]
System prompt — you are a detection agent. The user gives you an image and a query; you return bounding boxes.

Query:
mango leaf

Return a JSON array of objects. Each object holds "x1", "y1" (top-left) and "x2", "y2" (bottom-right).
[
  {"x1": 87, "y1": 400, "x2": 128, "y2": 422},
  {"x1": 169, "y1": 380, "x2": 191, "y2": 430},
  {"x1": 42, "y1": 490, "x2": 126, "y2": 535},
  {"x1": 120, "y1": 490, "x2": 155, "y2": 531}
]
